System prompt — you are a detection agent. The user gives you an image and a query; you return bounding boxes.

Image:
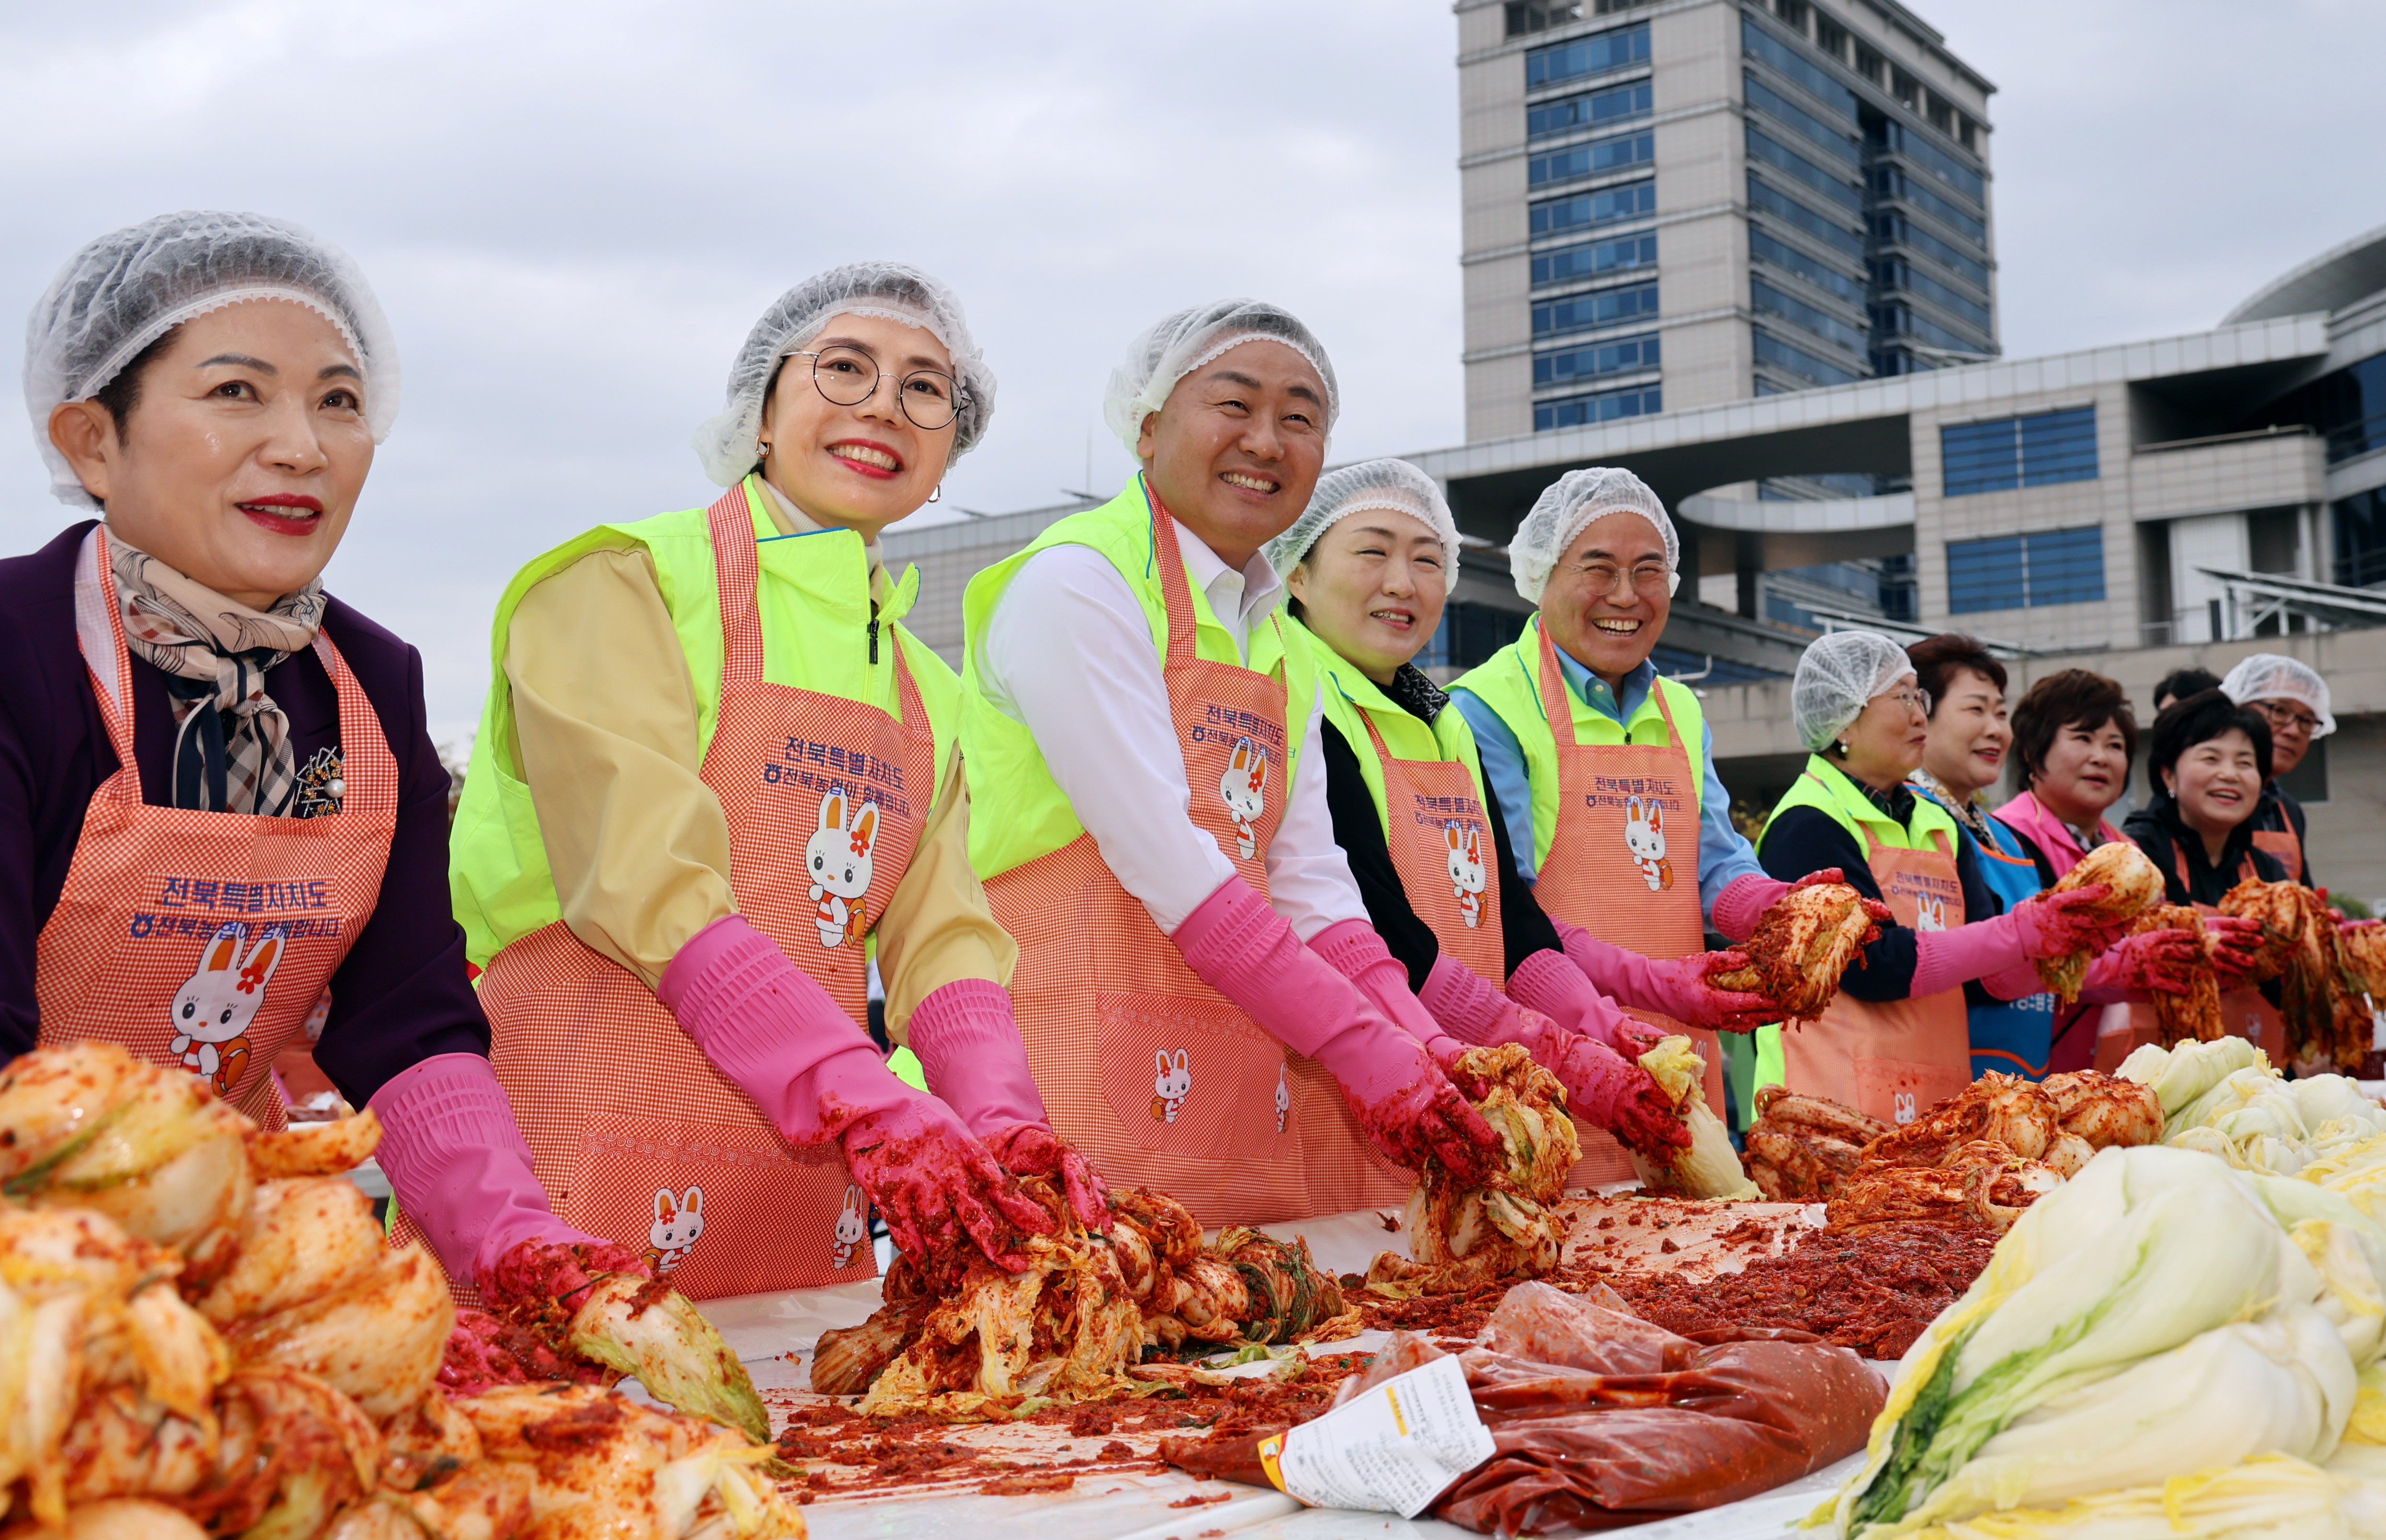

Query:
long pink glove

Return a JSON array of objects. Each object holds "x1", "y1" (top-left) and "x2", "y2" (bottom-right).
[
  {"x1": 2203, "y1": 914, "x2": 2265, "y2": 983},
  {"x1": 1709, "y1": 865, "x2": 1862, "y2": 943},
  {"x1": 2077, "y1": 927, "x2": 2203, "y2": 1004},
  {"x1": 1307, "y1": 920, "x2": 1479, "y2": 1086},
  {"x1": 658, "y1": 914, "x2": 1054, "y2": 1276},
  {"x1": 1906, "y1": 886, "x2": 2121, "y2": 1001},
  {"x1": 1416, "y1": 955, "x2": 1689, "y2": 1157},
  {"x1": 905, "y1": 977, "x2": 1109, "y2": 1231},
  {"x1": 370, "y1": 1051, "x2": 586, "y2": 1283},
  {"x1": 1169, "y1": 880, "x2": 1499, "y2": 1185},
  {"x1": 1498, "y1": 948, "x2": 1662, "y2": 1058},
  {"x1": 1548, "y1": 921, "x2": 1778, "y2": 1033}
]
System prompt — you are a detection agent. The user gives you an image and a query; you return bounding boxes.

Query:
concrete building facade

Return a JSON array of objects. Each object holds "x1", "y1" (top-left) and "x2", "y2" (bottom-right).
[{"x1": 1455, "y1": 0, "x2": 1998, "y2": 445}]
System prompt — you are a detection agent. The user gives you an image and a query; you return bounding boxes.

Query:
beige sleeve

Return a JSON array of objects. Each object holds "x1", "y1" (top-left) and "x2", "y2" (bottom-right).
[
  {"x1": 876, "y1": 746, "x2": 1019, "y2": 1044},
  {"x1": 504, "y1": 547, "x2": 735, "y2": 987}
]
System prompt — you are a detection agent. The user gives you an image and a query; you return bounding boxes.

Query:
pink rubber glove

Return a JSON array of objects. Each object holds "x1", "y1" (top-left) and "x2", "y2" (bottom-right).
[
  {"x1": 1169, "y1": 880, "x2": 1499, "y2": 1185},
  {"x1": 1709, "y1": 866, "x2": 1868, "y2": 943},
  {"x1": 1416, "y1": 956, "x2": 1689, "y2": 1157},
  {"x1": 2203, "y1": 914, "x2": 2265, "y2": 983},
  {"x1": 2009, "y1": 884, "x2": 2127, "y2": 958},
  {"x1": 1308, "y1": 920, "x2": 1484, "y2": 1092},
  {"x1": 1500, "y1": 948, "x2": 1665, "y2": 1058},
  {"x1": 658, "y1": 914, "x2": 1054, "y2": 1277},
  {"x1": 1549, "y1": 921, "x2": 1779, "y2": 1033},
  {"x1": 903, "y1": 978, "x2": 1109, "y2": 1232},
  {"x1": 370, "y1": 1051, "x2": 588, "y2": 1283},
  {"x1": 2079, "y1": 928, "x2": 2203, "y2": 1003},
  {"x1": 1908, "y1": 910, "x2": 2036, "y2": 999}
]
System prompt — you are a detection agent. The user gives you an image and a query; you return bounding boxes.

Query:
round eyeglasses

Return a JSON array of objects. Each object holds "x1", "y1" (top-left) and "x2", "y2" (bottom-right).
[
  {"x1": 2253, "y1": 699, "x2": 2320, "y2": 734},
  {"x1": 1883, "y1": 686, "x2": 1933, "y2": 716},
  {"x1": 788, "y1": 345, "x2": 964, "y2": 432},
  {"x1": 1575, "y1": 560, "x2": 1674, "y2": 599}
]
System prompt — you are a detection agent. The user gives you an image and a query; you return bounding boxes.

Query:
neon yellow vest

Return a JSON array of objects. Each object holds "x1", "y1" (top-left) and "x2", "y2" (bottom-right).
[
  {"x1": 1277, "y1": 617, "x2": 1490, "y2": 838},
  {"x1": 960, "y1": 476, "x2": 1317, "y2": 882},
  {"x1": 1449, "y1": 615, "x2": 1707, "y2": 872},
  {"x1": 1756, "y1": 753, "x2": 1961, "y2": 860},
  {"x1": 449, "y1": 474, "x2": 958, "y2": 971}
]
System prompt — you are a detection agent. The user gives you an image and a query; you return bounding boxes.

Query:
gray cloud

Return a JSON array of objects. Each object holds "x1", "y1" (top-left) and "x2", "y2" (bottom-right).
[{"x1": 4, "y1": 0, "x2": 2377, "y2": 740}]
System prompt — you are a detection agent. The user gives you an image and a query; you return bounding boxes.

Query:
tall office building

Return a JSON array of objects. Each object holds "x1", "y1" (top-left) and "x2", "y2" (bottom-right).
[{"x1": 1455, "y1": 0, "x2": 1999, "y2": 444}]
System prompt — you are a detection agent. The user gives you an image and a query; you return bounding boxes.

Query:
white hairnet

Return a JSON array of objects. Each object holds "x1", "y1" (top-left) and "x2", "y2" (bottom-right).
[
  {"x1": 24, "y1": 211, "x2": 400, "y2": 509},
  {"x1": 692, "y1": 261, "x2": 994, "y2": 487},
  {"x1": 2220, "y1": 653, "x2": 2336, "y2": 737},
  {"x1": 1263, "y1": 459, "x2": 1460, "y2": 580},
  {"x1": 1102, "y1": 299, "x2": 1338, "y2": 453},
  {"x1": 1507, "y1": 466, "x2": 1677, "y2": 605},
  {"x1": 1793, "y1": 630, "x2": 1917, "y2": 752}
]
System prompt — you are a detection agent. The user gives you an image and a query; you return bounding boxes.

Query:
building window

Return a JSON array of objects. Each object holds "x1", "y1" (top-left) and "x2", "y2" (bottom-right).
[
  {"x1": 1753, "y1": 278, "x2": 1866, "y2": 355},
  {"x1": 1749, "y1": 228, "x2": 1861, "y2": 303},
  {"x1": 1506, "y1": 1, "x2": 1583, "y2": 36},
  {"x1": 1534, "y1": 331, "x2": 1660, "y2": 386},
  {"x1": 1528, "y1": 79, "x2": 1652, "y2": 140},
  {"x1": 1534, "y1": 283, "x2": 1659, "y2": 339},
  {"x1": 1869, "y1": 165, "x2": 1987, "y2": 245},
  {"x1": 1531, "y1": 178, "x2": 1655, "y2": 237},
  {"x1": 2334, "y1": 485, "x2": 2386, "y2": 587},
  {"x1": 1873, "y1": 211, "x2": 1990, "y2": 289},
  {"x1": 1869, "y1": 117, "x2": 1986, "y2": 206},
  {"x1": 1871, "y1": 258, "x2": 1991, "y2": 332},
  {"x1": 1533, "y1": 231, "x2": 1656, "y2": 287},
  {"x1": 1941, "y1": 407, "x2": 2098, "y2": 497},
  {"x1": 1535, "y1": 383, "x2": 1663, "y2": 431},
  {"x1": 1946, "y1": 526, "x2": 2107, "y2": 613},
  {"x1": 1743, "y1": 73, "x2": 1860, "y2": 166},
  {"x1": 1874, "y1": 302, "x2": 1989, "y2": 356},
  {"x1": 1419, "y1": 601, "x2": 1528, "y2": 670},
  {"x1": 1526, "y1": 22, "x2": 1649, "y2": 89},
  {"x1": 1753, "y1": 328, "x2": 1862, "y2": 388},
  {"x1": 2258, "y1": 353, "x2": 2386, "y2": 465},
  {"x1": 1813, "y1": 12, "x2": 1849, "y2": 59},
  {"x1": 1529, "y1": 130, "x2": 1655, "y2": 187},
  {"x1": 1740, "y1": 15, "x2": 1856, "y2": 117},
  {"x1": 1748, "y1": 175, "x2": 1864, "y2": 259},
  {"x1": 1747, "y1": 126, "x2": 1862, "y2": 213}
]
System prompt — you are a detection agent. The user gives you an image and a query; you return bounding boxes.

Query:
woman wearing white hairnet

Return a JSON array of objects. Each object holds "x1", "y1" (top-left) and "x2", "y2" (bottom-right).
[
  {"x1": 964, "y1": 303, "x2": 1500, "y2": 1226},
  {"x1": 1261, "y1": 460, "x2": 1789, "y2": 1181},
  {"x1": 1451, "y1": 466, "x2": 1852, "y2": 1127},
  {"x1": 1756, "y1": 631, "x2": 2163, "y2": 1121},
  {"x1": 450, "y1": 263, "x2": 1099, "y2": 1300},
  {"x1": 2219, "y1": 653, "x2": 2333, "y2": 885},
  {"x1": 9, "y1": 211, "x2": 737, "y2": 1405}
]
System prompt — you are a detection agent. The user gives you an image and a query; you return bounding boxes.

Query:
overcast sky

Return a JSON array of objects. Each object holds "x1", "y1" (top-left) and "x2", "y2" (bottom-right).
[{"x1": 6, "y1": 0, "x2": 2383, "y2": 740}]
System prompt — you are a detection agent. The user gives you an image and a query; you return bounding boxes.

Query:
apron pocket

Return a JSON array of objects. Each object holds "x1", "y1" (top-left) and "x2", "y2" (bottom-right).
[
  {"x1": 1851, "y1": 1057, "x2": 1972, "y2": 1127},
  {"x1": 569, "y1": 1112, "x2": 865, "y2": 1300},
  {"x1": 1097, "y1": 992, "x2": 1278, "y2": 1158}
]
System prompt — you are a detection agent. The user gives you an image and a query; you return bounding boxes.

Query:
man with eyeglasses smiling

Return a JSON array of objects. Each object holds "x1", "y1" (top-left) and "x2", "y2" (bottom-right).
[
  {"x1": 2219, "y1": 653, "x2": 2335, "y2": 886},
  {"x1": 1451, "y1": 468, "x2": 1845, "y2": 1125}
]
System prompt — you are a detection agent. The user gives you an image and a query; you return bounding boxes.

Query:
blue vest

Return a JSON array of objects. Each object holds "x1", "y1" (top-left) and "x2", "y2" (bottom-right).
[{"x1": 1910, "y1": 782, "x2": 2057, "y2": 1079}]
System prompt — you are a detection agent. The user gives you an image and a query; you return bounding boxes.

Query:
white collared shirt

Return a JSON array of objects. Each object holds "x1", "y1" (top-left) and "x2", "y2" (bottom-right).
[{"x1": 977, "y1": 528, "x2": 1365, "y2": 938}]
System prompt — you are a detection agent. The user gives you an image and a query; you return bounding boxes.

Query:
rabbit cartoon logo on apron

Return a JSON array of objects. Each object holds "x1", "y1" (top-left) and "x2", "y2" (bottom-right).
[
  {"x1": 1445, "y1": 823, "x2": 1487, "y2": 929},
  {"x1": 169, "y1": 922, "x2": 287, "y2": 1096},
  {"x1": 644, "y1": 1185, "x2": 704, "y2": 1271},
  {"x1": 807, "y1": 790, "x2": 878, "y2": 949},
  {"x1": 830, "y1": 1185, "x2": 868, "y2": 1270},
  {"x1": 1220, "y1": 738, "x2": 1267, "y2": 859},
  {"x1": 1624, "y1": 795, "x2": 1674, "y2": 892},
  {"x1": 1151, "y1": 1048, "x2": 1192, "y2": 1122}
]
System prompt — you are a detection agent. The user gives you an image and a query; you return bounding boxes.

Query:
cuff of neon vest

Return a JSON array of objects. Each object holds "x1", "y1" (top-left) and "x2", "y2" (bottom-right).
[
  {"x1": 1308, "y1": 917, "x2": 1455, "y2": 1053},
  {"x1": 1416, "y1": 954, "x2": 1515, "y2": 1047},
  {"x1": 656, "y1": 913, "x2": 871, "y2": 1089},
  {"x1": 904, "y1": 977, "x2": 1050, "y2": 1137},
  {"x1": 368, "y1": 1052, "x2": 576, "y2": 1282},
  {"x1": 1168, "y1": 877, "x2": 1355, "y2": 1059},
  {"x1": 1711, "y1": 873, "x2": 1790, "y2": 945}
]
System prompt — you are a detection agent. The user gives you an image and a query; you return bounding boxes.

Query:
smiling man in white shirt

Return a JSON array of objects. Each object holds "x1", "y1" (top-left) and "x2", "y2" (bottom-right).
[{"x1": 959, "y1": 300, "x2": 1501, "y2": 1222}]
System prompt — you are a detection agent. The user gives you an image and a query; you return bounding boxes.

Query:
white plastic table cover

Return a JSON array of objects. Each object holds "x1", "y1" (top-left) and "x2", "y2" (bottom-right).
[{"x1": 649, "y1": 1207, "x2": 1871, "y2": 1540}]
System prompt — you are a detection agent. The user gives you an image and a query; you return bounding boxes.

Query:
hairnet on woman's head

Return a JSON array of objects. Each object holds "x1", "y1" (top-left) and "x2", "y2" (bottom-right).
[
  {"x1": 2220, "y1": 652, "x2": 2336, "y2": 737},
  {"x1": 1506, "y1": 466, "x2": 1676, "y2": 605},
  {"x1": 1793, "y1": 630, "x2": 1918, "y2": 752},
  {"x1": 1264, "y1": 459, "x2": 1459, "y2": 581},
  {"x1": 1102, "y1": 299, "x2": 1338, "y2": 454},
  {"x1": 692, "y1": 261, "x2": 994, "y2": 488},
  {"x1": 24, "y1": 211, "x2": 400, "y2": 509}
]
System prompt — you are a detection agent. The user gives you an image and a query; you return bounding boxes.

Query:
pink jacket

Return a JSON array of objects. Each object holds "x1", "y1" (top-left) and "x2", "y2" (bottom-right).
[{"x1": 1992, "y1": 790, "x2": 2125, "y2": 881}]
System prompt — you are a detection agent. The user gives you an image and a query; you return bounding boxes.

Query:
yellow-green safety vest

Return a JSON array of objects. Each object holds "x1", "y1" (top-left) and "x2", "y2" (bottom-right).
[
  {"x1": 1273, "y1": 616, "x2": 1493, "y2": 838},
  {"x1": 1448, "y1": 615, "x2": 1707, "y2": 873},
  {"x1": 449, "y1": 473, "x2": 960, "y2": 978},
  {"x1": 959, "y1": 476, "x2": 1317, "y2": 882}
]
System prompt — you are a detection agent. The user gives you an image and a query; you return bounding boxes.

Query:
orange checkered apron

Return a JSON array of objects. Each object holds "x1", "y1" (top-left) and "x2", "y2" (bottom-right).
[
  {"x1": 456, "y1": 488, "x2": 934, "y2": 1301},
  {"x1": 2095, "y1": 845, "x2": 2285, "y2": 1071},
  {"x1": 988, "y1": 495, "x2": 1408, "y2": 1225},
  {"x1": 1352, "y1": 708, "x2": 1505, "y2": 984},
  {"x1": 36, "y1": 529, "x2": 397, "y2": 1132},
  {"x1": 1780, "y1": 806, "x2": 1970, "y2": 1125},
  {"x1": 1524, "y1": 624, "x2": 1724, "y2": 1186}
]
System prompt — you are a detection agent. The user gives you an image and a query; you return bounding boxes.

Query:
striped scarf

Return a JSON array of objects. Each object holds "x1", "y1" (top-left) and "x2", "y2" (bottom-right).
[{"x1": 107, "y1": 533, "x2": 325, "y2": 817}]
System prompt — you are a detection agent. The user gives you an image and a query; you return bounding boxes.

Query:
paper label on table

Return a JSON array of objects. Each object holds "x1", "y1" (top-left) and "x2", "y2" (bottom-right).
[{"x1": 1256, "y1": 1353, "x2": 1493, "y2": 1518}]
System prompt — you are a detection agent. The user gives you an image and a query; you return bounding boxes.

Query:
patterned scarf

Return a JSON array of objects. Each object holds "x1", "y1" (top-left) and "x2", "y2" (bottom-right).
[
  {"x1": 1384, "y1": 662, "x2": 1450, "y2": 725},
  {"x1": 108, "y1": 533, "x2": 326, "y2": 817}
]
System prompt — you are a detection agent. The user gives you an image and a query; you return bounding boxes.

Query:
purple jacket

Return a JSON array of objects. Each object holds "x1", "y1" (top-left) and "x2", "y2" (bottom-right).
[{"x1": 0, "y1": 521, "x2": 490, "y2": 1102}]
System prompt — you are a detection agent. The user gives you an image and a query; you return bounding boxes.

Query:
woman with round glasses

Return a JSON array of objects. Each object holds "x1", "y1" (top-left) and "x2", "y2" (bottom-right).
[
  {"x1": 1755, "y1": 631, "x2": 2156, "y2": 1123},
  {"x1": 449, "y1": 263, "x2": 1104, "y2": 1300}
]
